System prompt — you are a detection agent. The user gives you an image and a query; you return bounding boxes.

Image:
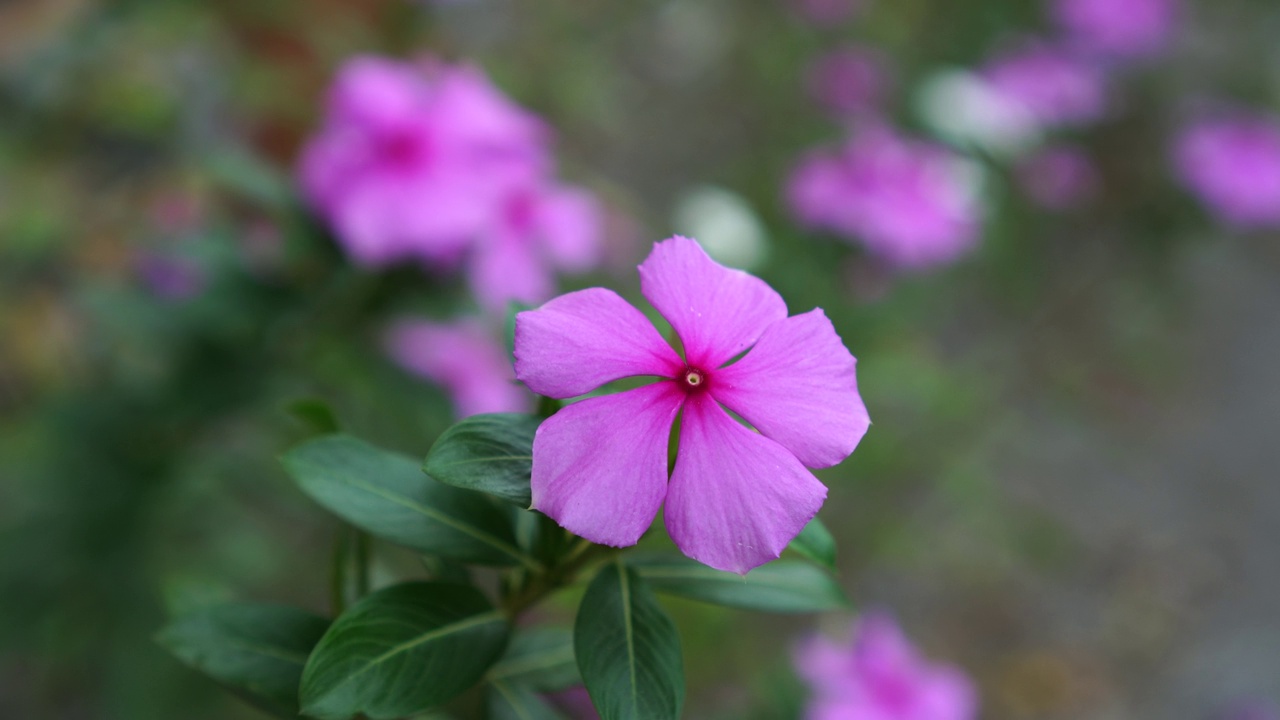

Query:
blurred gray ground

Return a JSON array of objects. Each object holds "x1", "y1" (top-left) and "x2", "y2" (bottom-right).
[{"x1": 867, "y1": 238, "x2": 1280, "y2": 720}]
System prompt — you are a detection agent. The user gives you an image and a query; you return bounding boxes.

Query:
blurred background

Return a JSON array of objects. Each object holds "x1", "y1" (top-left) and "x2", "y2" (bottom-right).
[{"x1": 2, "y1": 0, "x2": 1279, "y2": 718}]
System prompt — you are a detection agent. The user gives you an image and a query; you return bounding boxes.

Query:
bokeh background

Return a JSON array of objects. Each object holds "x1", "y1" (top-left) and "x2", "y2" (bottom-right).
[{"x1": 2, "y1": 0, "x2": 1279, "y2": 718}]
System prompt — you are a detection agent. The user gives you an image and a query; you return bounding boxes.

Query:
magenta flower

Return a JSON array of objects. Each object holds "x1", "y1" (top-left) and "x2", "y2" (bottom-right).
[
  {"x1": 1173, "y1": 114, "x2": 1280, "y2": 229},
  {"x1": 298, "y1": 56, "x2": 549, "y2": 268},
  {"x1": 983, "y1": 42, "x2": 1108, "y2": 128},
  {"x1": 514, "y1": 237, "x2": 869, "y2": 574},
  {"x1": 805, "y1": 46, "x2": 888, "y2": 119},
  {"x1": 787, "y1": 128, "x2": 982, "y2": 270},
  {"x1": 136, "y1": 252, "x2": 208, "y2": 301},
  {"x1": 795, "y1": 613, "x2": 977, "y2": 720},
  {"x1": 1016, "y1": 145, "x2": 1099, "y2": 210},
  {"x1": 384, "y1": 317, "x2": 531, "y2": 418},
  {"x1": 1052, "y1": 0, "x2": 1179, "y2": 60},
  {"x1": 468, "y1": 182, "x2": 603, "y2": 315}
]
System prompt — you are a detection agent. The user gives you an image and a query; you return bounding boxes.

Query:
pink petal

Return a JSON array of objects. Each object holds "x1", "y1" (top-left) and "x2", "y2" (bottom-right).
[
  {"x1": 383, "y1": 318, "x2": 530, "y2": 418},
  {"x1": 514, "y1": 288, "x2": 683, "y2": 399},
  {"x1": 638, "y1": 236, "x2": 787, "y2": 369},
  {"x1": 663, "y1": 395, "x2": 827, "y2": 574},
  {"x1": 711, "y1": 309, "x2": 869, "y2": 469},
  {"x1": 530, "y1": 383, "x2": 685, "y2": 546},
  {"x1": 534, "y1": 185, "x2": 603, "y2": 273},
  {"x1": 917, "y1": 667, "x2": 979, "y2": 720},
  {"x1": 468, "y1": 228, "x2": 556, "y2": 316}
]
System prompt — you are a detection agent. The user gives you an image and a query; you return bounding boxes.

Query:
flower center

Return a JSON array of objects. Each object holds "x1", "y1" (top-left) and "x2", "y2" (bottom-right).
[{"x1": 681, "y1": 368, "x2": 707, "y2": 392}]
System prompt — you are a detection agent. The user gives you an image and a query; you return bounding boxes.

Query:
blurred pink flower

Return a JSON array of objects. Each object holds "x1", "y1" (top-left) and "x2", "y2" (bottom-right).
[
  {"x1": 298, "y1": 56, "x2": 548, "y2": 267},
  {"x1": 384, "y1": 317, "x2": 531, "y2": 418},
  {"x1": 806, "y1": 46, "x2": 889, "y2": 119},
  {"x1": 790, "y1": 0, "x2": 860, "y2": 26},
  {"x1": 787, "y1": 128, "x2": 982, "y2": 270},
  {"x1": 515, "y1": 237, "x2": 868, "y2": 573},
  {"x1": 1174, "y1": 114, "x2": 1280, "y2": 229},
  {"x1": 1221, "y1": 700, "x2": 1280, "y2": 720},
  {"x1": 136, "y1": 252, "x2": 208, "y2": 301},
  {"x1": 1016, "y1": 145, "x2": 1098, "y2": 210},
  {"x1": 1052, "y1": 0, "x2": 1179, "y2": 59},
  {"x1": 795, "y1": 613, "x2": 978, "y2": 720},
  {"x1": 983, "y1": 42, "x2": 1108, "y2": 128},
  {"x1": 468, "y1": 182, "x2": 603, "y2": 315}
]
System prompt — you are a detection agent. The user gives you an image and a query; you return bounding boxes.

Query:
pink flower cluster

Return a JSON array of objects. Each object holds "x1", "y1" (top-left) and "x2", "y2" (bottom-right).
[
  {"x1": 788, "y1": 128, "x2": 981, "y2": 270},
  {"x1": 299, "y1": 56, "x2": 602, "y2": 314},
  {"x1": 1173, "y1": 113, "x2": 1280, "y2": 229},
  {"x1": 795, "y1": 613, "x2": 977, "y2": 720},
  {"x1": 384, "y1": 317, "x2": 530, "y2": 418},
  {"x1": 1052, "y1": 0, "x2": 1179, "y2": 60}
]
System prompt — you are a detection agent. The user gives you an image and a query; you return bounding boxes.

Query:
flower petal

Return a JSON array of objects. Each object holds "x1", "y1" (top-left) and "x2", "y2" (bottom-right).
[
  {"x1": 383, "y1": 318, "x2": 530, "y2": 418},
  {"x1": 514, "y1": 288, "x2": 683, "y2": 398},
  {"x1": 664, "y1": 395, "x2": 827, "y2": 574},
  {"x1": 534, "y1": 184, "x2": 603, "y2": 273},
  {"x1": 638, "y1": 236, "x2": 787, "y2": 369},
  {"x1": 531, "y1": 383, "x2": 685, "y2": 546},
  {"x1": 468, "y1": 228, "x2": 555, "y2": 316},
  {"x1": 711, "y1": 308, "x2": 868, "y2": 469}
]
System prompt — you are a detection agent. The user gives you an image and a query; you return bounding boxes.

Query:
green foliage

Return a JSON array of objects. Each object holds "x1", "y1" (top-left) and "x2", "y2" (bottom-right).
[
  {"x1": 282, "y1": 434, "x2": 537, "y2": 568},
  {"x1": 788, "y1": 517, "x2": 837, "y2": 569},
  {"x1": 630, "y1": 554, "x2": 849, "y2": 613},
  {"x1": 574, "y1": 562, "x2": 684, "y2": 720},
  {"x1": 424, "y1": 413, "x2": 541, "y2": 507},
  {"x1": 488, "y1": 681, "x2": 568, "y2": 720},
  {"x1": 487, "y1": 627, "x2": 580, "y2": 692},
  {"x1": 300, "y1": 582, "x2": 511, "y2": 719},
  {"x1": 156, "y1": 603, "x2": 330, "y2": 719}
]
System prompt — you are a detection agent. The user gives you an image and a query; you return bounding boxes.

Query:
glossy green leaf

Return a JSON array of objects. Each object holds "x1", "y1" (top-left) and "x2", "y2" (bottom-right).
[
  {"x1": 286, "y1": 397, "x2": 341, "y2": 435},
  {"x1": 488, "y1": 680, "x2": 568, "y2": 720},
  {"x1": 574, "y1": 562, "x2": 683, "y2": 720},
  {"x1": 788, "y1": 517, "x2": 836, "y2": 569},
  {"x1": 424, "y1": 414, "x2": 540, "y2": 506},
  {"x1": 157, "y1": 603, "x2": 329, "y2": 719},
  {"x1": 282, "y1": 435, "x2": 535, "y2": 568},
  {"x1": 629, "y1": 555, "x2": 849, "y2": 613},
  {"x1": 300, "y1": 582, "x2": 511, "y2": 720},
  {"x1": 487, "y1": 627, "x2": 579, "y2": 692}
]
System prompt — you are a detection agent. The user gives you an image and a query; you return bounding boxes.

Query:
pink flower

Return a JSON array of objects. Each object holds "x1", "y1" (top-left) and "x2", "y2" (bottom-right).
[
  {"x1": 298, "y1": 56, "x2": 549, "y2": 269},
  {"x1": 787, "y1": 128, "x2": 982, "y2": 270},
  {"x1": 514, "y1": 237, "x2": 869, "y2": 574},
  {"x1": 468, "y1": 182, "x2": 603, "y2": 315},
  {"x1": 1173, "y1": 114, "x2": 1280, "y2": 229},
  {"x1": 795, "y1": 613, "x2": 977, "y2": 720},
  {"x1": 1016, "y1": 145, "x2": 1098, "y2": 210},
  {"x1": 806, "y1": 46, "x2": 889, "y2": 119},
  {"x1": 983, "y1": 42, "x2": 1108, "y2": 128},
  {"x1": 1052, "y1": 0, "x2": 1179, "y2": 60},
  {"x1": 384, "y1": 317, "x2": 531, "y2": 418}
]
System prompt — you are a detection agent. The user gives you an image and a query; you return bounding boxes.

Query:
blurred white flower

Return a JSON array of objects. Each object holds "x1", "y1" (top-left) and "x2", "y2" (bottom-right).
[
  {"x1": 915, "y1": 69, "x2": 1043, "y2": 159},
  {"x1": 672, "y1": 185, "x2": 768, "y2": 271}
]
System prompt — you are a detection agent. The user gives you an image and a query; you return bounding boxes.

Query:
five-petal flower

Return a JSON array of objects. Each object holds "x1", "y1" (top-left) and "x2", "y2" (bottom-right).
[{"x1": 514, "y1": 237, "x2": 870, "y2": 574}]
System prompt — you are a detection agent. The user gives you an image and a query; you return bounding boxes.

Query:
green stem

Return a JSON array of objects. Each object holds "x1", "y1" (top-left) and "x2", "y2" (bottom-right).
[{"x1": 501, "y1": 541, "x2": 618, "y2": 618}]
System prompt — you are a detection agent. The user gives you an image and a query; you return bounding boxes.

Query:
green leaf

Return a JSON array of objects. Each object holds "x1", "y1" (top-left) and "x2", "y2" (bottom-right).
[
  {"x1": 157, "y1": 603, "x2": 329, "y2": 719},
  {"x1": 300, "y1": 582, "x2": 511, "y2": 720},
  {"x1": 488, "y1": 681, "x2": 568, "y2": 720},
  {"x1": 286, "y1": 397, "x2": 341, "y2": 435},
  {"x1": 282, "y1": 435, "x2": 536, "y2": 569},
  {"x1": 574, "y1": 562, "x2": 683, "y2": 720},
  {"x1": 628, "y1": 555, "x2": 848, "y2": 613},
  {"x1": 504, "y1": 301, "x2": 533, "y2": 362},
  {"x1": 788, "y1": 517, "x2": 836, "y2": 569},
  {"x1": 424, "y1": 414, "x2": 540, "y2": 506},
  {"x1": 487, "y1": 627, "x2": 579, "y2": 692}
]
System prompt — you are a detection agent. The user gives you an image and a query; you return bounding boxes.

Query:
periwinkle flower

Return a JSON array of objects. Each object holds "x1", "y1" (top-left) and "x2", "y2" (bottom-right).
[
  {"x1": 795, "y1": 613, "x2": 977, "y2": 720},
  {"x1": 787, "y1": 128, "x2": 982, "y2": 270},
  {"x1": 514, "y1": 237, "x2": 869, "y2": 574},
  {"x1": 1017, "y1": 145, "x2": 1099, "y2": 210},
  {"x1": 384, "y1": 317, "x2": 531, "y2": 418},
  {"x1": 1052, "y1": 0, "x2": 1179, "y2": 60},
  {"x1": 136, "y1": 252, "x2": 208, "y2": 301},
  {"x1": 298, "y1": 56, "x2": 549, "y2": 268},
  {"x1": 983, "y1": 42, "x2": 1108, "y2": 128},
  {"x1": 1173, "y1": 114, "x2": 1280, "y2": 229},
  {"x1": 806, "y1": 46, "x2": 888, "y2": 119}
]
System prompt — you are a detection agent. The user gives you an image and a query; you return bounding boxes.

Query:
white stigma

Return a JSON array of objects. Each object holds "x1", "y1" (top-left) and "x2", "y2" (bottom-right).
[{"x1": 685, "y1": 370, "x2": 703, "y2": 387}]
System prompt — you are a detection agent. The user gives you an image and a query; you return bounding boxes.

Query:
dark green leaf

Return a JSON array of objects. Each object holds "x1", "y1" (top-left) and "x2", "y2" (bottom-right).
[
  {"x1": 574, "y1": 562, "x2": 683, "y2": 720},
  {"x1": 300, "y1": 582, "x2": 511, "y2": 720},
  {"x1": 488, "y1": 681, "x2": 568, "y2": 720},
  {"x1": 629, "y1": 555, "x2": 848, "y2": 613},
  {"x1": 286, "y1": 397, "x2": 341, "y2": 435},
  {"x1": 504, "y1": 301, "x2": 533, "y2": 362},
  {"x1": 157, "y1": 603, "x2": 329, "y2": 719},
  {"x1": 424, "y1": 414, "x2": 540, "y2": 506},
  {"x1": 516, "y1": 510, "x2": 572, "y2": 565},
  {"x1": 487, "y1": 627, "x2": 579, "y2": 691},
  {"x1": 788, "y1": 517, "x2": 836, "y2": 569},
  {"x1": 282, "y1": 435, "x2": 536, "y2": 569}
]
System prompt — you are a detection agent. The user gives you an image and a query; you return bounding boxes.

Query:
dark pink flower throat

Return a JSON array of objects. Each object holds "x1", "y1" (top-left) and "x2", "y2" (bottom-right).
[{"x1": 679, "y1": 366, "x2": 710, "y2": 394}]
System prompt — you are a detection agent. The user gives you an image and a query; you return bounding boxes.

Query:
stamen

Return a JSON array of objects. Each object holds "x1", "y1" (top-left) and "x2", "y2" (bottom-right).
[{"x1": 685, "y1": 370, "x2": 703, "y2": 387}]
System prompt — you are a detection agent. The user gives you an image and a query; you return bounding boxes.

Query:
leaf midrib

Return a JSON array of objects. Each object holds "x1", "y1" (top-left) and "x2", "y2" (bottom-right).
[
  {"x1": 323, "y1": 610, "x2": 506, "y2": 692},
  {"x1": 619, "y1": 564, "x2": 639, "y2": 717}
]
